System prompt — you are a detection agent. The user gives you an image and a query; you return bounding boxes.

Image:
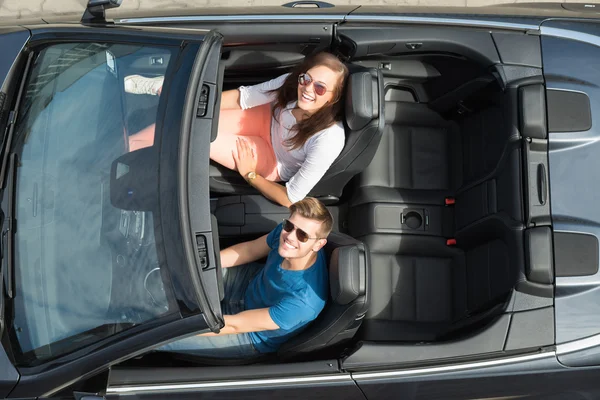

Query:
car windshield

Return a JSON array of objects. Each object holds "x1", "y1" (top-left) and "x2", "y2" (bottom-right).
[{"x1": 7, "y1": 42, "x2": 180, "y2": 366}]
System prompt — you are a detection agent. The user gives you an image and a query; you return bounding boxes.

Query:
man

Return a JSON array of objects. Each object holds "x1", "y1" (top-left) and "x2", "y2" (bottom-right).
[{"x1": 158, "y1": 197, "x2": 333, "y2": 358}]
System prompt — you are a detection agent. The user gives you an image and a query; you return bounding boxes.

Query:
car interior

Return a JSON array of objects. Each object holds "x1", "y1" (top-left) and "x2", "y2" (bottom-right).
[{"x1": 122, "y1": 22, "x2": 556, "y2": 371}]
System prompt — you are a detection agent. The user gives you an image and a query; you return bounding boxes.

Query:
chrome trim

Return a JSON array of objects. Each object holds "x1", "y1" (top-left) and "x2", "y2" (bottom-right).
[
  {"x1": 116, "y1": 14, "x2": 347, "y2": 24},
  {"x1": 351, "y1": 352, "x2": 554, "y2": 380},
  {"x1": 344, "y1": 15, "x2": 539, "y2": 31},
  {"x1": 541, "y1": 26, "x2": 600, "y2": 48},
  {"x1": 115, "y1": 14, "x2": 539, "y2": 31},
  {"x1": 557, "y1": 333, "x2": 600, "y2": 355},
  {"x1": 107, "y1": 374, "x2": 352, "y2": 394}
]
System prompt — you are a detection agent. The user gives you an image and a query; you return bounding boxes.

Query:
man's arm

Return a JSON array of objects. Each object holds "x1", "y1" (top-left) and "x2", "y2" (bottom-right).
[
  {"x1": 199, "y1": 308, "x2": 279, "y2": 336},
  {"x1": 220, "y1": 233, "x2": 271, "y2": 268}
]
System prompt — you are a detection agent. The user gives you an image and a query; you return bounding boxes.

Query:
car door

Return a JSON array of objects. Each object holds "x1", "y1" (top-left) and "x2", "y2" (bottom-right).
[{"x1": 0, "y1": 22, "x2": 225, "y2": 398}]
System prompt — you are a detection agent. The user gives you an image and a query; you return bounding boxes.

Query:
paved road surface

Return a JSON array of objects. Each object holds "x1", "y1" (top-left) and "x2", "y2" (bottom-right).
[{"x1": 0, "y1": 0, "x2": 592, "y2": 22}]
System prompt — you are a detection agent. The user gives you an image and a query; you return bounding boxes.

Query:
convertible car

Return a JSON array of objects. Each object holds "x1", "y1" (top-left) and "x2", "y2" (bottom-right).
[{"x1": 0, "y1": 0, "x2": 600, "y2": 398}]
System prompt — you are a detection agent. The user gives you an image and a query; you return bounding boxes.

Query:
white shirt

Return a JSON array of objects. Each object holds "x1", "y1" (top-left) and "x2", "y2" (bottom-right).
[{"x1": 238, "y1": 73, "x2": 345, "y2": 203}]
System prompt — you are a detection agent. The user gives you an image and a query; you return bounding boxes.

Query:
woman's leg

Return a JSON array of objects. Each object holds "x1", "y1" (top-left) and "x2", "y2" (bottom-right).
[
  {"x1": 128, "y1": 123, "x2": 156, "y2": 152},
  {"x1": 210, "y1": 104, "x2": 280, "y2": 181}
]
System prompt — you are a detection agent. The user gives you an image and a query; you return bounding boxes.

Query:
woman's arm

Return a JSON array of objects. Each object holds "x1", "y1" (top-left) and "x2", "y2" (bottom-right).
[
  {"x1": 248, "y1": 176, "x2": 292, "y2": 208},
  {"x1": 237, "y1": 73, "x2": 290, "y2": 110},
  {"x1": 220, "y1": 89, "x2": 242, "y2": 110}
]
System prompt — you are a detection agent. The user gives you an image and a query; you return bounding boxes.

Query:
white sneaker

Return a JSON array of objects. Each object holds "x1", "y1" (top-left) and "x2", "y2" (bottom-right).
[{"x1": 124, "y1": 75, "x2": 164, "y2": 95}]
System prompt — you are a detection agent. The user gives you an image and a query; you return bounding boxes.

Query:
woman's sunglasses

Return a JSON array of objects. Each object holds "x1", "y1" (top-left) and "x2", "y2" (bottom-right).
[
  {"x1": 282, "y1": 218, "x2": 321, "y2": 243},
  {"x1": 298, "y1": 73, "x2": 330, "y2": 97}
]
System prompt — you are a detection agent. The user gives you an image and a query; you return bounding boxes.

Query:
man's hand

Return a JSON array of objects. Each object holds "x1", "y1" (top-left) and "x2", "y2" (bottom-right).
[
  {"x1": 233, "y1": 137, "x2": 258, "y2": 179},
  {"x1": 198, "y1": 308, "x2": 279, "y2": 337}
]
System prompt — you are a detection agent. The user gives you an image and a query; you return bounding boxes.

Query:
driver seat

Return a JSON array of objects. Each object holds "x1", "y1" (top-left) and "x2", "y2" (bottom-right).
[
  {"x1": 166, "y1": 231, "x2": 369, "y2": 366},
  {"x1": 276, "y1": 231, "x2": 369, "y2": 358}
]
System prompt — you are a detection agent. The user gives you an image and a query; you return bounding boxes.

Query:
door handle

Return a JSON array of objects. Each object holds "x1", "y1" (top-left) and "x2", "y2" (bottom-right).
[
  {"x1": 282, "y1": 1, "x2": 334, "y2": 7},
  {"x1": 536, "y1": 163, "x2": 547, "y2": 205}
]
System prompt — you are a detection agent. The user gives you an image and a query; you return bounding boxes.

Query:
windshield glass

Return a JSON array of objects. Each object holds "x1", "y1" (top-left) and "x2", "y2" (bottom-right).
[{"x1": 8, "y1": 42, "x2": 179, "y2": 366}]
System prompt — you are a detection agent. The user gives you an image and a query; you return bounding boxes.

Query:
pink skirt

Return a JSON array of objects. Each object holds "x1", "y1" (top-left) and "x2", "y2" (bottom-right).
[{"x1": 128, "y1": 103, "x2": 280, "y2": 181}]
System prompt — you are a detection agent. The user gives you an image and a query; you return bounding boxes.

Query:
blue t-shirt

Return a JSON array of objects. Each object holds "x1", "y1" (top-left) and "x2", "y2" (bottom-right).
[{"x1": 244, "y1": 223, "x2": 329, "y2": 353}]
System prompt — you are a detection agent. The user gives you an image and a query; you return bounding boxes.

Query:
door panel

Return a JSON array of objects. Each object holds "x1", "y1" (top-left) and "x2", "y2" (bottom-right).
[
  {"x1": 350, "y1": 352, "x2": 600, "y2": 400},
  {"x1": 2, "y1": 26, "x2": 223, "y2": 398},
  {"x1": 107, "y1": 361, "x2": 366, "y2": 400}
]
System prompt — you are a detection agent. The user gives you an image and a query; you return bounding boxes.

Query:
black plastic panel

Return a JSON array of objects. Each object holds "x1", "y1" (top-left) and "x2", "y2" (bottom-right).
[
  {"x1": 519, "y1": 84, "x2": 547, "y2": 139},
  {"x1": 504, "y1": 307, "x2": 554, "y2": 350},
  {"x1": 554, "y1": 232, "x2": 599, "y2": 277},
  {"x1": 546, "y1": 89, "x2": 592, "y2": 133},
  {"x1": 525, "y1": 227, "x2": 554, "y2": 284},
  {"x1": 212, "y1": 195, "x2": 288, "y2": 236},
  {"x1": 523, "y1": 138, "x2": 551, "y2": 227},
  {"x1": 221, "y1": 49, "x2": 306, "y2": 70},
  {"x1": 110, "y1": 360, "x2": 341, "y2": 385},
  {"x1": 343, "y1": 315, "x2": 510, "y2": 370},
  {"x1": 492, "y1": 32, "x2": 542, "y2": 68},
  {"x1": 337, "y1": 25, "x2": 501, "y2": 66},
  {"x1": 352, "y1": 59, "x2": 440, "y2": 79}
]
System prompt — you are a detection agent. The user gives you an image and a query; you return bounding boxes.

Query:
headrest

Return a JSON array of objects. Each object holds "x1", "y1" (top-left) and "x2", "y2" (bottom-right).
[
  {"x1": 345, "y1": 70, "x2": 380, "y2": 131},
  {"x1": 326, "y1": 232, "x2": 367, "y2": 305}
]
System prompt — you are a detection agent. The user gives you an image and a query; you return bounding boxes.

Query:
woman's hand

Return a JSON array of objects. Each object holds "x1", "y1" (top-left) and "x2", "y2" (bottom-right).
[{"x1": 233, "y1": 137, "x2": 258, "y2": 179}]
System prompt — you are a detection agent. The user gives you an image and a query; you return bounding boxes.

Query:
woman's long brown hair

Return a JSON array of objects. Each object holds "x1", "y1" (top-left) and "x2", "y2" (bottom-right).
[{"x1": 271, "y1": 52, "x2": 349, "y2": 150}]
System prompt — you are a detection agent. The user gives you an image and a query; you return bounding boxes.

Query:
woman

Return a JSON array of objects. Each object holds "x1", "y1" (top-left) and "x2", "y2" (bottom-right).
[{"x1": 125, "y1": 52, "x2": 349, "y2": 207}]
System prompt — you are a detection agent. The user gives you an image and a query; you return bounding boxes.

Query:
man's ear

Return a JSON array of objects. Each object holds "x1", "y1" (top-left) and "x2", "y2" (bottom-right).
[{"x1": 313, "y1": 238, "x2": 327, "y2": 252}]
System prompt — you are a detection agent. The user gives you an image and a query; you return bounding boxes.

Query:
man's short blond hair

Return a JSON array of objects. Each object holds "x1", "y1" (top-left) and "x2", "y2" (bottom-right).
[{"x1": 289, "y1": 197, "x2": 334, "y2": 238}]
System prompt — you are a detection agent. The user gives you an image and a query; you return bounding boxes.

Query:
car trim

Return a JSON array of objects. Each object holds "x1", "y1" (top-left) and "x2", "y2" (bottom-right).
[
  {"x1": 107, "y1": 374, "x2": 352, "y2": 394},
  {"x1": 344, "y1": 15, "x2": 539, "y2": 30},
  {"x1": 541, "y1": 26, "x2": 600, "y2": 47},
  {"x1": 115, "y1": 15, "x2": 348, "y2": 23},
  {"x1": 557, "y1": 333, "x2": 600, "y2": 355},
  {"x1": 115, "y1": 15, "x2": 539, "y2": 31},
  {"x1": 351, "y1": 352, "x2": 554, "y2": 380}
]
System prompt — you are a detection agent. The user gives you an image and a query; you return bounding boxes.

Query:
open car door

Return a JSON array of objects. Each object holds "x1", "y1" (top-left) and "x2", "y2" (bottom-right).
[{"x1": 0, "y1": 4, "x2": 224, "y2": 398}]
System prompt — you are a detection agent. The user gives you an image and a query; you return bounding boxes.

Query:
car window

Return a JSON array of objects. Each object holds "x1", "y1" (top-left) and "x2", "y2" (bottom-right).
[{"x1": 8, "y1": 42, "x2": 179, "y2": 366}]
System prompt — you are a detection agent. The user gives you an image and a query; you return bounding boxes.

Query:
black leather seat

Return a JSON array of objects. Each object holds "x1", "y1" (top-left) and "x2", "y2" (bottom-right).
[
  {"x1": 209, "y1": 66, "x2": 384, "y2": 203},
  {"x1": 352, "y1": 85, "x2": 524, "y2": 231},
  {"x1": 355, "y1": 215, "x2": 523, "y2": 342},
  {"x1": 277, "y1": 231, "x2": 369, "y2": 358},
  {"x1": 346, "y1": 85, "x2": 526, "y2": 343}
]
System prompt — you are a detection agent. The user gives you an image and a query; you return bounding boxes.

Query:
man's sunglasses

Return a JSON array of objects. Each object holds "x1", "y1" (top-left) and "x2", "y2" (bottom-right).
[
  {"x1": 282, "y1": 218, "x2": 321, "y2": 243},
  {"x1": 298, "y1": 73, "x2": 331, "y2": 97}
]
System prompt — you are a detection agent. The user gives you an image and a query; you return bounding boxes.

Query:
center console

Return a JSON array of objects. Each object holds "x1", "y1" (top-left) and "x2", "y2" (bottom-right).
[{"x1": 348, "y1": 201, "x2": 454, "y2": 238}]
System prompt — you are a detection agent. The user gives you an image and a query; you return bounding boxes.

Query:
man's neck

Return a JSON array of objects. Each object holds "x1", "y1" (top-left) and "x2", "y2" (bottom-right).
[{"x1": 282, "y1": 251, "x2": 318, "y2": 271}]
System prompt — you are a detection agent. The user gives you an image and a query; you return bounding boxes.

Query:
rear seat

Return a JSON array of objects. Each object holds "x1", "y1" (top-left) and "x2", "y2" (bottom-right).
[
  {"x1": 355, "y1": 101, "x2": 462, "y2": 196},
  {"x1": 352, "y1": 90, "x2": 523, "y2": 232},
  {"x1": 348, "y1": 87, "x2": 525, "y2": 342},
  {"x1": 357, "y1": 215, "x2": 523, "y2": 342},
  {"x1": 454, "y1": 102, "x2": 523, "y2": 231}
]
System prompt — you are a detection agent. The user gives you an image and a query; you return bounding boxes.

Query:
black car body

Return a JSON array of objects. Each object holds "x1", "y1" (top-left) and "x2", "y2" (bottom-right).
[{"x1": 1, "y1": 2, "x2": 600, "y2": 398}]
